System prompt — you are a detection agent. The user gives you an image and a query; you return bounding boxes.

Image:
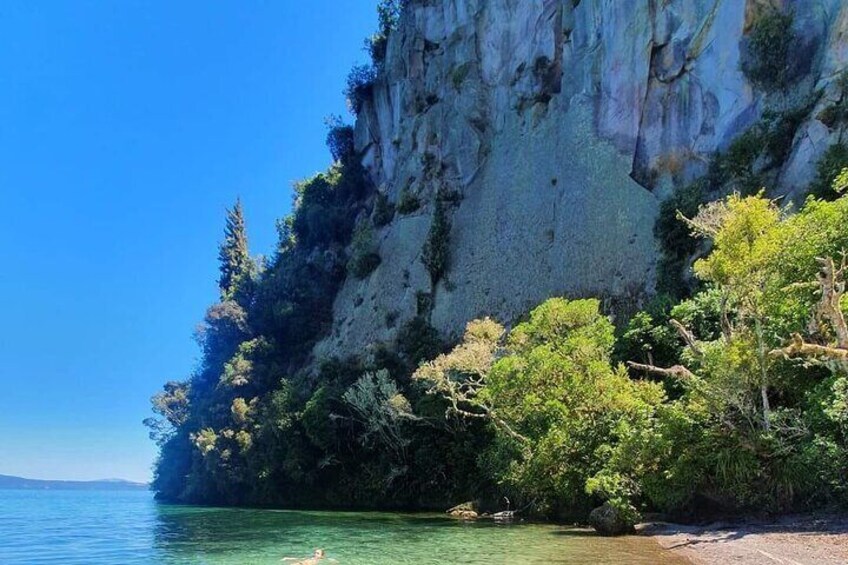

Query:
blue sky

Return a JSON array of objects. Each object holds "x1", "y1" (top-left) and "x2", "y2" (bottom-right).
[{"x1": 0, "y1": 1, "x2": 376, "y2": 482}]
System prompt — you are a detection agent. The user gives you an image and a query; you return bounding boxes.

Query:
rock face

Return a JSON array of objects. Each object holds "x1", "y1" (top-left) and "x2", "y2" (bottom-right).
[
  {"x1": 314, "y1": 0, "x2": 848, "y2": 360},
  {"x1": 589, "y1": 502, "x2": 636, "y2": 536}
]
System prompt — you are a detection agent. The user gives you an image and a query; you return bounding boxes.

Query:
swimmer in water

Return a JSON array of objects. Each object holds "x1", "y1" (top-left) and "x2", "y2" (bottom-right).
[{"x1": 282, "y1": 548, "x2": 337, "y2": 564}]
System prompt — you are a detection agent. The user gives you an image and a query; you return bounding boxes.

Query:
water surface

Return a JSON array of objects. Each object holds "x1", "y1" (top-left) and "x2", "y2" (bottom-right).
[{"x1": 0, "y1": 489, "x2": 687, "y2": 564}]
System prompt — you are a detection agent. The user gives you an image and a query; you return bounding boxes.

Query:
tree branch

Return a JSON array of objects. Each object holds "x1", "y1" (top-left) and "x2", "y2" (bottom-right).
[
  {"x1": 816, "y1": 256, "x2": 848, "y2": 349},
  {"x1": 627, "y1": 361, "x2": 697, "y2": 381},
  {"x1": 769, "y1": 333, "x2": 848, "y2": 362},
  {"x1": 670, "y1": 318, "x2": 703, "y2": 356}
]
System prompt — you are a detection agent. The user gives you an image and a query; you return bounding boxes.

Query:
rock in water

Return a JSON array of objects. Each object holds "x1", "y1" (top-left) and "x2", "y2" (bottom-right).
[
  {"x1": 589, "y1": 503, "x2": 635, "y2": 536},
  {"x1": 447, "y1": 501, "x2": 479, "y2": 520}
]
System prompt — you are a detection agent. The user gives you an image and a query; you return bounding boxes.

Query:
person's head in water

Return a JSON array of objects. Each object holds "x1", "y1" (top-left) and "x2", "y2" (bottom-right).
[{"x1": 314, "y1": 549, "x2": 325, "y2": 558}]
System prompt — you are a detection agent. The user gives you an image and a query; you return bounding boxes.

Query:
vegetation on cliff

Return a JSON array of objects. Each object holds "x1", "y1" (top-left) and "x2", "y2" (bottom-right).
[
  {"x1": 148, "y1": 166, "x2": 848, "y2": 520},
  {"x1": 146, "y1": 0, "x2": 848, "y2": 525}
]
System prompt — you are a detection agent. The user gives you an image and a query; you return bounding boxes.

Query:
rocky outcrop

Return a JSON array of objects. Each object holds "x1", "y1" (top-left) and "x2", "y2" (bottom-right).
[
  {"x1": 314, "y1": 0, "x2": 848, "y2": 361},
  {"x1": 589, "y1": 502, "x2": 636, "y2": 536}
]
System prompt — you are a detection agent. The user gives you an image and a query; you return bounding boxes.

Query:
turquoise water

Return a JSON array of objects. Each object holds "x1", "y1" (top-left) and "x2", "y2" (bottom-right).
[{"x1": 0, "y1": 489, "x2": 686, "y2": 564}]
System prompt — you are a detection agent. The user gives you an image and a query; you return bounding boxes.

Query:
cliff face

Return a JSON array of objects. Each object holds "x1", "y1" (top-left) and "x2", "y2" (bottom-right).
[{"x1": 315, "y1": 0, "x2": 848, "y2": 360}]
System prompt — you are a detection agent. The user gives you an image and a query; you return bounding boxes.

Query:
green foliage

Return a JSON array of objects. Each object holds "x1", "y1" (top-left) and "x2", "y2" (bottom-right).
[
  {"x1": 810, "y1": 144, "x2": 848, "y2": 201},
  {"x1": 218, "y1": 200, "x2": 255, "y2": 307},
  {"x1": 835, "y1": 168, "x2": 848, "y2": 194},
  {"x1": 418, "y1": 298, "x2": 665, "y2": 518},
  {"x1": 722, "y1": 129, "x2": 763, "y2": 183},
  {"x1": 709, "y1": 101, "x2": 812, "y2": 190},
  {"x1": 372, "y1": 191, "x2": 395, "y2": 227},
  {"x1": 655, "y1": 180, "x2": 705, "y2": 298},
  {"x1": 151, "y1": 54, "x2": 848, "y2": 521},
  {"x1": 741, "y1": 9, "x2": 795, "y2": 91},
  {"x1": 366, "y1": 0, "x2": 403, "y2": 65},
  {"x1": 397, "y1": 316, "x2": 444, "y2": 367},
  {"x1": 344, "y1": 64, "x2": 377, "y2": 115},
  {"x1": 347, "y1": 221, "x2": 381, "y2": 279},
  {"x1": 818, "y1": 72, "x2": 848, "y2": 129},
  {"x1": 451, "y1": 63, "x2": 471, "y2": 90},
  {"x1": 618, "y1": 310, "x2": 680, "y2": 372},
  {"x1": 343, "y1": 369, "x2": 413, "y2": 454},
  {"x1": 396, "y1": 188, "x2": 421, "y2": 215},
  {"x1": 324, "y1": 115, "x2": 355, "y2": 163},
  {"x1": 421, "y1": 199, "x2": 451, "y2": 284},
  {"x1": 645, "y1": 192, "x2": 848, "y2": 513},
  {"x1": 761, "y1": 104, "x2": 810, "y2": 164},
  {"x1": 144, "y1": 381, "x2": 190, "y2": 446},
  {"x1": 290, "y1": 161, "x2": 370, "y2": 250}
]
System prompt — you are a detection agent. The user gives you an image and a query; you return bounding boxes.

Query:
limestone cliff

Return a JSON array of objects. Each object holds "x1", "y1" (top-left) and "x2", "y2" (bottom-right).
[{"x1": 314, "y1": 0, "x2": 848, "y2": 360}]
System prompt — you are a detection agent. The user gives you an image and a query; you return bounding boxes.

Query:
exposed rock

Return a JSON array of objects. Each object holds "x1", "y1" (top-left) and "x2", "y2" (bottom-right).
[
  {"x1": 492, "y1": 510, "x2": 516, "y2": 522},
  {"x1": 446, "y1": 501, "x2": 478, "y2": 513},
  {"x1": 447, "y1": 502, "x2": 479, "y2": 520},
  {"x1": 313, "y1": 0, "x2": 848, "y2": 362},
  {"x1": 589, "y1": 502, "x2": 635, "y2": 536}
]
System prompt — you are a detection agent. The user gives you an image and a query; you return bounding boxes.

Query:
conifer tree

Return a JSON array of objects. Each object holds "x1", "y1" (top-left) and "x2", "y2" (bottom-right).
[{"x1": 218, "y1": 199, "x2": 253, "y2": 306}]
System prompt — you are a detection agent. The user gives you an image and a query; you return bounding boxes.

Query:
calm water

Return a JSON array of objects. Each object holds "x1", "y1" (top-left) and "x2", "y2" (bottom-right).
[{"x1": 0, "y1": 489, "x2": 687, "y2": 564}]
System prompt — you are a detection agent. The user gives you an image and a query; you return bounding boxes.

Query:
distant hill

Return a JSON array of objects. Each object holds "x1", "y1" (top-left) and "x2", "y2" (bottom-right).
[{"x1": 0, "y1": 474, "x2": 148, "y2": 491}]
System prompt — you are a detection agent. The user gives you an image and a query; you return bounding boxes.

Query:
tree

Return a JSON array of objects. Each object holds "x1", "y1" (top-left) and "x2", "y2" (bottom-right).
[
  {"x1": 628, "y1": 192, "x2": 848, "y2": 512},
  {"x1": 343, "y1": 370, "x2": 415, "y2": 456},
  {"x1": 218, "y1": 199, "x2": 254, "y2": 306},
  {"x1": 421, "y1": 199, "x2": 451, "y2": 285},
  {"x1": 347, "y1": 221, "x2": 381, "y2": 279},
  {"x1": 417, "y1": 299, "x2": 664, "y2": 517},
  {"x1": 144, "y1": 381, "x2": 190, "y2": 446}
]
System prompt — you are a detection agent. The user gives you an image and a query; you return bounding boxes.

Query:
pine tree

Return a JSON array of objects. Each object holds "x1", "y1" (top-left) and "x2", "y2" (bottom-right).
[{"x1": 218, "y1": 199, "x2": 253, "y2": 305}]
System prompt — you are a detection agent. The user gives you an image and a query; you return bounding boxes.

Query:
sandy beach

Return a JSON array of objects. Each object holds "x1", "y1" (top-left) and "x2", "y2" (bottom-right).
[{"x1": 642, "y1": 514, "x2": 848, "y2": 564}]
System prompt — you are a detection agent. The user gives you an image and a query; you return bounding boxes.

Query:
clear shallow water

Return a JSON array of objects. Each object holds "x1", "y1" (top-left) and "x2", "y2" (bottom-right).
[{"x1": 0, "y1": 489, "x2": 687, "y2": 564}]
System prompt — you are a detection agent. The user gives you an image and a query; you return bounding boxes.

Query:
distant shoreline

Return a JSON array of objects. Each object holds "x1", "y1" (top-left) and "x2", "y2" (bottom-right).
[
  {"x1": 641, "y1": 513, "x2": 848, "y2": 564},
  {"x1": 0, "y1": 474, "x2": 148, "y2": 491}
]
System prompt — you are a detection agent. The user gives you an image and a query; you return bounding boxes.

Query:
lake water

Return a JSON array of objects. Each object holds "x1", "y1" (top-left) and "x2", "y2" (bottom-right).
[{"x1": 0, "y1": 489, "x2": 688, "y2": 564}]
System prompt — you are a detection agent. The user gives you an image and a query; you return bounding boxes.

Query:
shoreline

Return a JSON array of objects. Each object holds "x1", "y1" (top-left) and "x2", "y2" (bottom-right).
[{"x1": 640, "y1": 513, "x2": 848, "y2": 564}]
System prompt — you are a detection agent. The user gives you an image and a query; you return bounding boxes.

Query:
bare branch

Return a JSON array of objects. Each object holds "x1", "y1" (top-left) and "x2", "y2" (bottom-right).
[
  {"x1": 815, "y1": 256, "x2": 848, "y2": 349},
  {"x1": 627, "y1": 361, "x2": 697, "y2": 381},
  {"x1": 720, "y1": 294, "x2": 733, "y2": 340},
  {"x1": 670, "y1": 318, "x2": 703, "y2": 357},
  {"x1": 769, "y1": 333, "x2": 848, "y2": 362}
]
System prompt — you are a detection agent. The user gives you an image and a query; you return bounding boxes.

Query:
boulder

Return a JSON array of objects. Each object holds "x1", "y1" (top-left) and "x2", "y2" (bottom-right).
[
  {"x1": 589, "y1": 502, "x2": 635, "y2": 536},
  {"x1": 447, "y1": 501, "x2": 479, "y2": 520}
]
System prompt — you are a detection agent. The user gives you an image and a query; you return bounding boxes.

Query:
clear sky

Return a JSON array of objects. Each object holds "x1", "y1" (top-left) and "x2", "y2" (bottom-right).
[{"x1": 0, "y1": 1, "x2": 376, "y2": 483}]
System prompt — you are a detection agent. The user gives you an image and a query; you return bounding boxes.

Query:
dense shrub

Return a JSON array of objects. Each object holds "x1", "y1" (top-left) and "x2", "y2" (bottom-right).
[
  {"x1": 761, "y1": 104, "x2": 810, "y2": 164},
  {"x1": 421, "y1": 199, "x2": 451, "y2": 284},
  {"x1": 372, "y1": 191, "x2": 395, "y2": 227},
  {"x1": 347, "y1": 221, "x2": 381, "y2": 279},
  {"x1": 152, "y1": 184, "x2": 848, "y2": 519},
  {"x1": 366, "y1": 0, "x2": 403, "y2": 65},
  {"x1": 396, "y1": 188, "x2": 421, "y2": 215},
  {"x1": 396, "y1": 316, "x2": 444, "y2": 367},
  {"x1": 344, "y1": 64, "x2": 377, "y2": 115},
  {"x1": 741, "y1": 9, "x2": 795, "y2": 91},
  {"x1": 416, "y1": 299, "x2": 665, "y2": 519},
  {"x1": 810, "y1": 143, "x2": 848, "y2": 201},
  {"x1": 654, "y1": 180, "x2": 706, "y2": 298},
  {"x1": 325, "y1": 115, "x2": 355, "y2": 163},
  {"x1": 819, "y1": 72, "x2": 848, "y2": 130}
]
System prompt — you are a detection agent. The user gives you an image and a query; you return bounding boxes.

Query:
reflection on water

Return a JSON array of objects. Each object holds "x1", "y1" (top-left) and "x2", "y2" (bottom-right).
[{"x1": 0, "y1": 490, "x2": 688, "y2": 564}]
